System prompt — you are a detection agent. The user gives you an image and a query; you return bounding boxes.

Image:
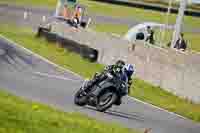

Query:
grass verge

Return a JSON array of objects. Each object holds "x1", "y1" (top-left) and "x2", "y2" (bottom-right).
[
  {"x1": 0, "y1": 0, "x2": 200, "y2": 28},
  {"x1": 0, "y1": 24, "x2": 200, "y2": 122},
  {"x1": 0, "y1": 89, "x2": 140, "y2": 133}
]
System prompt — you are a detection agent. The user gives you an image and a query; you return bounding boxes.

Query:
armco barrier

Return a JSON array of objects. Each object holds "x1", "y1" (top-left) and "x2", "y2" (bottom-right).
[
  {"x1": 36, "y1": 27, "x2": 98, "y2": 62},
  {"x1": 38, "y1": 22, "x2": 200, "y2": 103}
]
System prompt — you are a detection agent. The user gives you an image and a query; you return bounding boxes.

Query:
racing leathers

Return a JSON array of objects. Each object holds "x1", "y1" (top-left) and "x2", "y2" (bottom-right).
[
  {"x1": 83, "y1": 64, "x2": 119, "y2": 90},
  {"x1": 83, "y1": 64, "x2": 132, "y2": 94}
]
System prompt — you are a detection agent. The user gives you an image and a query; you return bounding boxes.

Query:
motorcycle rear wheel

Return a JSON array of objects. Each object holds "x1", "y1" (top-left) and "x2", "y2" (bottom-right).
[{"x1": 96, "y1": 90, "x2": 117, "y2": 112}]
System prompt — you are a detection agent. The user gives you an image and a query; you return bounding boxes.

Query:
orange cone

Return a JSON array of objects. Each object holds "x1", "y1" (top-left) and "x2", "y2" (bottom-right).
[{"x1": 63, "y1": 7, "x2": 68, "y2": 18}]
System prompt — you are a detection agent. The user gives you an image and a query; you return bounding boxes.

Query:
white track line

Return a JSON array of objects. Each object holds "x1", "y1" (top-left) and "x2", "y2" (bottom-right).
[
  {"x1": 33, "y1": 71, "x2": 81, "y2": 83},
  {"x1": 127, "y1": 96, "x2": 187, "y2": 120},
  {"x1": 0, "y1": 34, "x2": 188, "y2": 120}
]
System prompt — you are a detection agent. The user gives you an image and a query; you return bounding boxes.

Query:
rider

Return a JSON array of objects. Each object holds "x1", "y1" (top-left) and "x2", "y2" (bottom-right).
[
  {"x1": 114, "y1": 63, "x2": 134, "y2": 105},
  {"x1": 82, "y1": 60, "x2": 135, "y2": 105},
  {"x1": 83, "y1": 60, "x2": 135, "y2": 93},
  {"x1": 83, "y1": 60, "x2": 126, "y2": 92}
]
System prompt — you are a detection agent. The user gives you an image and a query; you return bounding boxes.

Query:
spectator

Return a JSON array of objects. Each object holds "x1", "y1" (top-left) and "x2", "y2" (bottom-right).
[
  {"x1": 174, "y1": 33, "x2": 187, "y2": 51},
  {"x1": 63, "y1": 4, "x2": 69, "y2": 18},
  {"x1": 71, "y1": 5, "x2": 82, "y2": 28},
  {"x1": 146, "y1": 26, "x2": 155, "y2": 45}
]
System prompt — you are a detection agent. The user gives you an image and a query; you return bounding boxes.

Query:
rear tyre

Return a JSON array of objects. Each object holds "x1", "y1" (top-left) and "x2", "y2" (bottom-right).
[
  {"x1": 96, "y1": 90, "x2": 118, "y2": 112},
  {"x1": 74, "y1": 89, "x2": 87, "y2": 106}
]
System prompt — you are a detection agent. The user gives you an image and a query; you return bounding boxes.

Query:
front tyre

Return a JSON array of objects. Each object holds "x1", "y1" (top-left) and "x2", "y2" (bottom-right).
[
  {"x1": 96, "y1": 90, "x2": 118, "y2": 112},
  {"x1": 74, "y1": 89, "x2": 87, "y2": 106}
]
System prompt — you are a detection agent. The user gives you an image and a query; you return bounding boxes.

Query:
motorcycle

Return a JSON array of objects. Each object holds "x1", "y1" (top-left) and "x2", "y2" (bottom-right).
[{"x1": 74, "y1": 71, "x2": 129, "y2": 112}]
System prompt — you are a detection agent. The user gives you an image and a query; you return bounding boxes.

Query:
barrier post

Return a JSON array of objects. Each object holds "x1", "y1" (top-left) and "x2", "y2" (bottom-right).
[
  {"x1": 86, "y1": 18, "x2": 92, "y2": 28},
  {"x1": 24, "y1": 11, "x2": 28, "y2": 20},
  {"x1": 42, "y1": 16, "x2": 46, "y2": 22}
]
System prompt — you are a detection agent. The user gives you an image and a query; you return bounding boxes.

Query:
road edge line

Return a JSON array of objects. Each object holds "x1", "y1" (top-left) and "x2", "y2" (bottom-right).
[{"x1": 127, "y1": 96, "x2": 188, "y2": 120}]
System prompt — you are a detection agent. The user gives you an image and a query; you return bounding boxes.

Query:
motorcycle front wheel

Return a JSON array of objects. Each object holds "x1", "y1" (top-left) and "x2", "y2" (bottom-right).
[
  {"x1": 96, "y1": 90, "x2": 117, "y2": 112},
  {"x1": 74, "y1": 89, "x2": 87, "y2": 106}
]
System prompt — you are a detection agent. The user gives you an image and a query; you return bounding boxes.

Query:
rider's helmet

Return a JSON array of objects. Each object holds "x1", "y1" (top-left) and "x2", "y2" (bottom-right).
[
  {"x1": 115, "y1": 60, "x2": 125, "y2": 69},
  {"x1": 123, "y1": 64, "x2": 135, "y2": 78}
]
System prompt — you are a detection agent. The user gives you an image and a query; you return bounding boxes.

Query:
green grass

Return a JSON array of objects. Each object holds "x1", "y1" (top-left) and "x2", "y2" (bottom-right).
[
  {"x1": 0, "y1": 0, "x2": 200, "y2": 28},
  {"x1": 0, "y1": 89, "x2": 140, "y2": 133},
  {"x1": 129, "y1": 0, "x2": 200, "y2": 11},
  {"x1": 153, "y1": 29, "x2": 200, "y2": 52},
  {"x1": 184, "y1": 32, "x2": 200, "y2": 52},
  {"x1": 0, "y1": 24, "x2": 200, "y2": 122}
]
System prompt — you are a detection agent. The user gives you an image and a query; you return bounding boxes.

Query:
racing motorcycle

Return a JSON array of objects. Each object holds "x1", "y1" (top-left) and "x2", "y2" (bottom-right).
[{"x1": 74, "y1": 70, "x2": 129, "y2": 112}]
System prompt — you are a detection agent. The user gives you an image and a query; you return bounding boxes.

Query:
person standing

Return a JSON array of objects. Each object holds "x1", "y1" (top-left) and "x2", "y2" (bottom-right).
[
  {"x1": 174, "y1": 33, "x2": 187, "y2": 51},
  {"x1": 146, "y1": 26, "x2": 155, "y2": 45}
]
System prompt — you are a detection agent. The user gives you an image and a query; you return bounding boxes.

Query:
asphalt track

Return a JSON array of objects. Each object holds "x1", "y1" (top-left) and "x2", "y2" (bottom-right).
[{"x1": 0, "y1": 36, "x2": 200, "y2": 133}]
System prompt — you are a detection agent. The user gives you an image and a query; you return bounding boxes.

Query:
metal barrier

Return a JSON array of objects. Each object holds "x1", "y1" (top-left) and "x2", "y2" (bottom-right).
[{"x1": 36, "y1": 27, "x2": 98, "y2": 62}]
